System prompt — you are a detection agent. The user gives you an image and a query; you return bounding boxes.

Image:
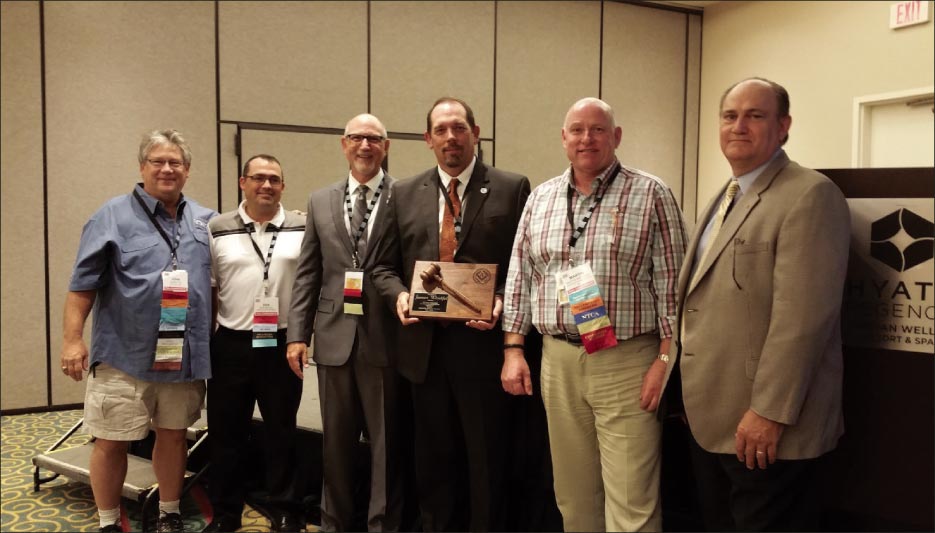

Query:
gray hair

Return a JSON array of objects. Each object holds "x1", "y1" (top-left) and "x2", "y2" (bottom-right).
[{"x1": 138, "y1": 129, "x2": 192, "y2": 166}]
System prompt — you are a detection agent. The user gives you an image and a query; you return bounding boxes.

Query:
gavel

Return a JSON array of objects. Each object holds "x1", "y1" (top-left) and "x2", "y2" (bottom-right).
[{"x1": 420, "y1": 263, "x2": 482, "y2": 314}]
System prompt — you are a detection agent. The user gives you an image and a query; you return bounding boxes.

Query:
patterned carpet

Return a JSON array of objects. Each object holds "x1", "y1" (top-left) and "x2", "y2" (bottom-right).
[{"x1": 1, "y1": 409, "x2": 313, "y2": 532}]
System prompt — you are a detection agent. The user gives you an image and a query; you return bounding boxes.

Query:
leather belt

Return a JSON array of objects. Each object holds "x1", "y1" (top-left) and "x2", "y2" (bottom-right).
[{"x1": 551, "y1": 333, "x2": 583, "y2": 346}]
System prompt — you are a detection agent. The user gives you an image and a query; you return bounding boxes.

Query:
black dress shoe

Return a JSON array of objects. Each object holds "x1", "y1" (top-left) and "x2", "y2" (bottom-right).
[
  {"x1": 100, "y1": 523, "x2": 123, "y2": 533},
  {"x1": 202, "y1": 514, "x2": 242, "y2": 532},
  {"x1": 269, "y1": 512, "x2": 304, "y2": 532}
]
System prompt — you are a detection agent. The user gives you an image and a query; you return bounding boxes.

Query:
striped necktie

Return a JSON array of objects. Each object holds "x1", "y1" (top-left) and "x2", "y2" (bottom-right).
[
  {"x1": 352, "y1": 185, "x2": 369, "y2": 256},
  {"x1": 693, "y1": 178, "x2": 740, "y2": 283}
]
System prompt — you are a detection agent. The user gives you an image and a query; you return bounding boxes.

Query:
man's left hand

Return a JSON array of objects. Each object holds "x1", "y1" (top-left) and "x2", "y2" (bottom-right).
[
  {"x1": 639, "y1": 358, "x2": 667, "y2": 412},
  {"x1": 466, "y1": 295, "x2": 502, "y2": 330},
  {"x1": 735, "y1": 409, "x2": 785, "y2": 470}
]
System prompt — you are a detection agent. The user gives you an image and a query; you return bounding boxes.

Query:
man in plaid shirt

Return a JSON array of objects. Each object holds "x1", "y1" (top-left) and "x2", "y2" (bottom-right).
[{"x1": 500, "y1": 97, "x2": 687, "y2": 532}]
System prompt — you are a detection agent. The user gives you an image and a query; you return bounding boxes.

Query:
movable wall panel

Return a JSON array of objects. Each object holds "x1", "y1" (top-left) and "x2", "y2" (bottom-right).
[
  {"x1": 496, "y1": 1, "x2": 601, "y2": 186},
  {"x1": 371, "y1": 1, "x2": 495, "y2": 135},
  {"x1": 43, "y1": 1, "x2": 218, "y2": 405},
  {"x1": 1, "y1": 1, "x2": 48, "y2": 410},
  {"x1": 239, "y1": 129, "x2": 349, "y2": 212},
  {"x1": 218, "y1": 1, "x2": 368, "y2": 128},
  {"x1": 602, "y1": 2, "x2": 687, "y2": 203}
]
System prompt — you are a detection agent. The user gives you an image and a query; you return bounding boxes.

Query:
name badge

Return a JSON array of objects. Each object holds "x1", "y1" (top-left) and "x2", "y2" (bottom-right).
[
  {"x1": 155, "y1": 270, "x2": 188, "y2": 371},
  {"x1": 559, "y1": 263, "x2": 618, "y2": 355},
  {"x1": 343, "y1": 270, "x2": 364, "y2": 315},
  {"x1": 253, "y1": 296, "x2": 279, "y2": 348}
]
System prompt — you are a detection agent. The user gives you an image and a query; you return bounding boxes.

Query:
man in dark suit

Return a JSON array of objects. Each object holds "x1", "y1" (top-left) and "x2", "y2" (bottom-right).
[
  {"x1": 371, "y1": 97, "x2": 530, "y2": 531},
  {"x1": 665, "y1": 77, "x2": 850, "y2": 531},
  {"x1": 287, "y1": 114, "x2": 403, "y2": 531}
]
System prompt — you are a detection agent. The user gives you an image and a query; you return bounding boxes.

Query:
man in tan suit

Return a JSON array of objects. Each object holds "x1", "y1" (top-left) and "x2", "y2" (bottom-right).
[{"x1": 665, "y1": 77, "x2": 850, "y2": 531}]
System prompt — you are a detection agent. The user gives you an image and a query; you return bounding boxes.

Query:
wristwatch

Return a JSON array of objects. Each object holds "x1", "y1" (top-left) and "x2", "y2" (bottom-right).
[{"x1": 658, "y1": 353, "x2": 670, "y2": 364}]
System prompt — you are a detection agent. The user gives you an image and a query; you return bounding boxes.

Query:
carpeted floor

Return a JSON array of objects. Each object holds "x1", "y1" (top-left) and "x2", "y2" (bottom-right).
[{"x1": 1, "y1": 409, "x2": 313, "y2": 532}]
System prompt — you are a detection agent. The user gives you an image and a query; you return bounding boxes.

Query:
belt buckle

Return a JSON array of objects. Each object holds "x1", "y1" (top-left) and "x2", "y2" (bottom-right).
[{"x1": 554, "y1": 332, "x2": 582, "y2": 345}]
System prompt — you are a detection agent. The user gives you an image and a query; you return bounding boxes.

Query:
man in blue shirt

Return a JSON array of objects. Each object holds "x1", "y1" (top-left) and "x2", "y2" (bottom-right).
[{"x1": 61, "y1": 129, "x2": 217, "y2": 533}]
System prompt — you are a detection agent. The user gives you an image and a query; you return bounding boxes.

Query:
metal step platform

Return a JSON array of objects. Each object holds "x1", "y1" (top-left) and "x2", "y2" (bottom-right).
[{"x1": 32, "y1": 414, "x2": 209, "y2": 531}]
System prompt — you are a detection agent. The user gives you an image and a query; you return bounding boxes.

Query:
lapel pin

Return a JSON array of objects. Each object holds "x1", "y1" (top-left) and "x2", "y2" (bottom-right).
[{"x1": 480, "y1": 187, "x2": 488, "y2": 194}]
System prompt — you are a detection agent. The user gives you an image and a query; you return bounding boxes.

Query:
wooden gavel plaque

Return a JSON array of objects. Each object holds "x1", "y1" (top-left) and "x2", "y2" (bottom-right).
[{"x1": 408, "y1": 261, "x2": 497, "y2": 321}]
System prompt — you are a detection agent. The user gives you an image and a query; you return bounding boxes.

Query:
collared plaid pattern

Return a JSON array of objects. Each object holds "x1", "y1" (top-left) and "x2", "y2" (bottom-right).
[{"x1": 503, "y1": 160, "x2": 687, "y2": 340}]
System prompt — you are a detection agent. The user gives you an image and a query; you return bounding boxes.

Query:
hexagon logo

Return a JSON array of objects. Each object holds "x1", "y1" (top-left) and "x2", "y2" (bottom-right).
[{"x1": 870, "y1": 208, "x2": 934, "y2": 272}]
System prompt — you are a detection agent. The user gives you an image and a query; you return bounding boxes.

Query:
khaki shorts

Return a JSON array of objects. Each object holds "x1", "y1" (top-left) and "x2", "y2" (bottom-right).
[{"x1": 83, "y1": 363, "x2": 206, "y2": 441}]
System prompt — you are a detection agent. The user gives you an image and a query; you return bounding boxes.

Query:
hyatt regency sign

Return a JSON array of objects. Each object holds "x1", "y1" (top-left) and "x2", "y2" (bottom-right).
[{"x1": 843, "y1": 199, "x2": 934, "y2": 354}]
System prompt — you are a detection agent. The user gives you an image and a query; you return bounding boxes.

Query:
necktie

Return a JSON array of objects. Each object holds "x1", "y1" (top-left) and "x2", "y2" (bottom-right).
[
  {"x1": 693, "y1": 178, "x2": 740, "y2": 283},
  {"x1": 439, "y1": 178, "x2": 461, "y2": 262},
  {"x1": 352, "y1": 185, "x2": 369, "y2": 257}
]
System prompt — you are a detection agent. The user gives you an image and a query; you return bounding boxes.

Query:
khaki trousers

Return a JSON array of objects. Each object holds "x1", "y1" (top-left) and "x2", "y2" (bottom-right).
[{"x1": 541, "y1": 334, "x2": 662, "y2": 532}]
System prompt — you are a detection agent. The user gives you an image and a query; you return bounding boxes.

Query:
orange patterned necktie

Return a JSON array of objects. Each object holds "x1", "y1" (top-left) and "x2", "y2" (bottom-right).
[{"x1": 439, "y1": 178, "x2": 461, "y2": 261}]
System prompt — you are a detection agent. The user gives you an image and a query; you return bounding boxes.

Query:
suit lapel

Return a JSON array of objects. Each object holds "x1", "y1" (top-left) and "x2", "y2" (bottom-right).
[
  {"x1": 421, "y1": 170, "x2": 442, "y2": 258},
  {"x1": 688, "y1": 152, "x2": 790, "y2": 292},
  {"x1": 360, "y1": 174, "x2": 395, "y2": 268},
  {"x1": 457, "y1": 162, "x2": 490, "y2": 254},
  {"x1": 680, "y1": 195, "x2": 717, "y2": 298},
  {"x1": 330, "y1": 184, "x2": 355, "y2": 259}
]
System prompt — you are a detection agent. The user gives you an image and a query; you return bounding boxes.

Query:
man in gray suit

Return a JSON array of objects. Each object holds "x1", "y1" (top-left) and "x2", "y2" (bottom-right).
[
  {"x1": 666, "y1": 77, "x2": 851, "y2": 530},
  {"x1": 287, "y1": 114, "x2": 402, "y2": 531}
]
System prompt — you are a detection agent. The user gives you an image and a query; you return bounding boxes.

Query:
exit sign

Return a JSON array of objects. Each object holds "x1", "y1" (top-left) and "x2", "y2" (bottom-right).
[{"x1": 890, "y1": 1, "x2": 929, "y2": 29}]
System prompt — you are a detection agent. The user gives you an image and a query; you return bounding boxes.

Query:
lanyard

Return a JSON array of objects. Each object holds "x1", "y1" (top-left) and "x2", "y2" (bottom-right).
[
  {"x1": 133, "y1": 189, "x2": 183, "y2": 270},
  {"x1": 437, "y1": 176, "x2": 466, "y2": 244},
  {"x1": 241, "y1": 217, "x2": 279, "y2": 296},
  {"x1": 344, "y1": 178, "x2": 384, "y2": 267},
  {"x1": 566, "y1": 162, "x2": 622, "y2": 251}
]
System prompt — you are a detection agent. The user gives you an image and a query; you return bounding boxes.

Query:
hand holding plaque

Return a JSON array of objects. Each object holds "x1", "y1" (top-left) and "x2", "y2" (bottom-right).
[{"x1": 409, "y1": 261, "x2": 497, "y2": 321}]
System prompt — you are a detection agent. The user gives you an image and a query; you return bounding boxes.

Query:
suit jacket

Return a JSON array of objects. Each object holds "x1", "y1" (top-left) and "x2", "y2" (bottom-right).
[
  {"x1": 287, "y1": 174, "x2": 397, "y2": 367},
  {"x1": 371, "y1": 161, "x2": 530, "y2": 384},
  {"x1": 667, "y1": 151, "x2": 850, "y2": 459}
]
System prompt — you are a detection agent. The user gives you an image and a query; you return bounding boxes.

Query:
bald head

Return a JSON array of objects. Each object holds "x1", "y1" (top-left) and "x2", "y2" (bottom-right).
[
  {"x1": 342, "y1": 113, "x2": 390, "y2": 184},
  {"x1": 345, "y1": 113, "x2": 388, "y2": 138},
  {"x1": 564, "y1": 97, "x2": 616, "y2": 130}
]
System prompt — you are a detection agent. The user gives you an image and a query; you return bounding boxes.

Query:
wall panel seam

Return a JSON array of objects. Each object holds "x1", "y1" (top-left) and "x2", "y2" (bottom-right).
[
  {"x1": 491, "y1": 1, "x2": 497, "y2": 165},
  {"x1": 215, "y1": 0, "x2": 222, "y2": 211},
  {"x1": 599, "y1": 0, "x2": 604, "y2": 99},
  {"x1": 367, "y1": 1, "x2": 371, "y2": 113},
  {"x1": 40, "y1": 0, "x2": 52, "y2": 408}
]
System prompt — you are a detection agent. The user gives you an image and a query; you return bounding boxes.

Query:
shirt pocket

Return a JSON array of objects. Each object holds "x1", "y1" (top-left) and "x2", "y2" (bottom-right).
[{"x1": 118, "y1": 235, "x2": 163, "y2": 274}]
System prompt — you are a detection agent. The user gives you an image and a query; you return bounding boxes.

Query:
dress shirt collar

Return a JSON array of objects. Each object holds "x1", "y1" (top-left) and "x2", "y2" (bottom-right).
[
  {"x1": 564, "y1": 158, "x2": 621, "y2": 197},
  {"x1": 348, "y1": 169, "x2": 385, "y2": 197},
  {"x1": 238, "y1": 200, "x2": 284, "y2": 231},
  {"x1": 734, "y1": 149, "x2": 784, "y2": 196},
  {"x1": 134, "y1": 182, "x2": 187, "y2": 217},
  {"x1": 438, "y1": 156, "x2": 476, "y2": 195}
]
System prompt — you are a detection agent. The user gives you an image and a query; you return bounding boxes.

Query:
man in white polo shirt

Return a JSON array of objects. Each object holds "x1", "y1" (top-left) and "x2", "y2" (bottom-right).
[{"x1": 204, "y1": 154, "x2": 306, "y2": 532}]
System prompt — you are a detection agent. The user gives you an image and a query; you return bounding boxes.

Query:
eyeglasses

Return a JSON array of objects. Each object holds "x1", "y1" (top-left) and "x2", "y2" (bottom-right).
[
  {"x1": 147, "y1": 159, "x2": 184, "y2": 169},
  {"x1": 245, "y1": 174, "x2": 283, "y2": 186},
  {"x1": 345, "y1": 134, "x2": 385, "y2": 145}
]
